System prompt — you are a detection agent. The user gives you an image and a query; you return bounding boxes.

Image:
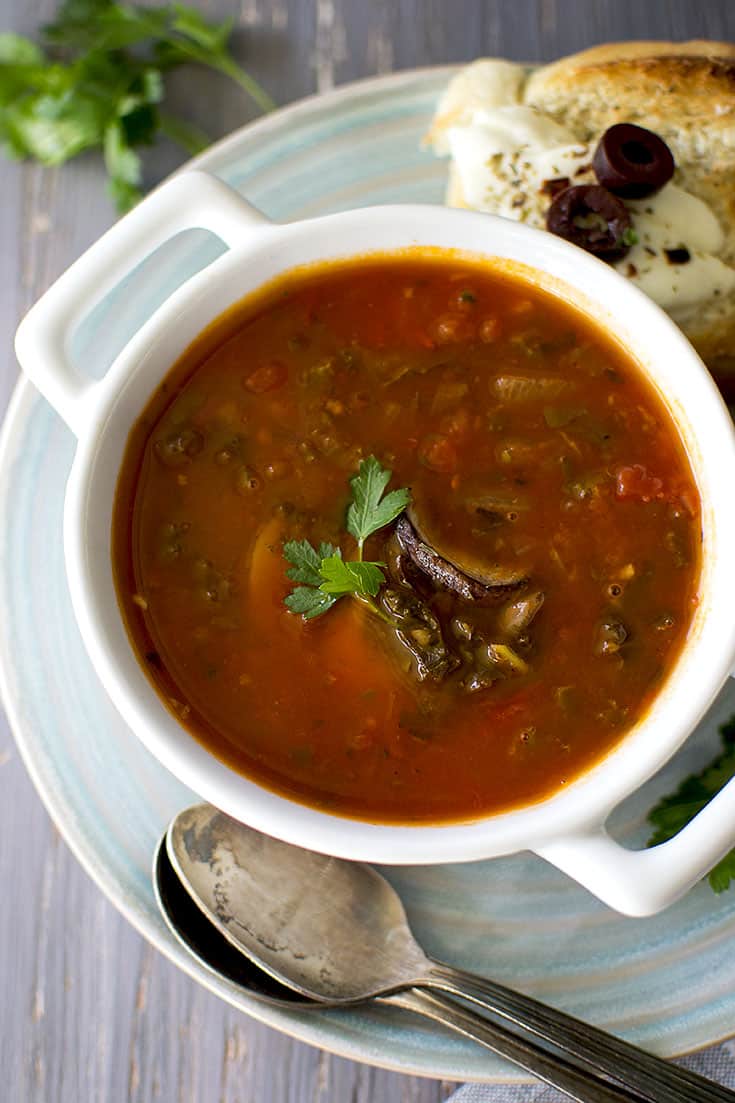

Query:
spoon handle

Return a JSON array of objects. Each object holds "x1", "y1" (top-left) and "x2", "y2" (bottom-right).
[
  {"x1": 388, "y1": 988, "x2": 647, "y2": 1103},
  {"x1": 423, "y1": 962, "x2": 735, "y2": 1103}
]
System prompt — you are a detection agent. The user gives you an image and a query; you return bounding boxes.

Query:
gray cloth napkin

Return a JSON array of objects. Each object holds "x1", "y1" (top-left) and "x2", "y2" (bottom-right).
[{"x1": 447, "y1": 1039, "x2": 735, "y2": 1101}]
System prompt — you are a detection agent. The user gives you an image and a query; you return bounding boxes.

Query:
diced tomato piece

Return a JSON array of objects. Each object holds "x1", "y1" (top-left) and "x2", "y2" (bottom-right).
[
  {"x1": 244, "y1": 359, "x2": 288, "y2": 394},
  {"x1": 615, "y1": 464, "x2": 664, "y2": 503}
]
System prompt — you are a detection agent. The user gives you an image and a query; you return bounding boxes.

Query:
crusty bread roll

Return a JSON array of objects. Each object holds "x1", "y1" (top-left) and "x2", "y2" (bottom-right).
[{"x1": 432, "y1": 42, "x2": 735, "y2": 393}]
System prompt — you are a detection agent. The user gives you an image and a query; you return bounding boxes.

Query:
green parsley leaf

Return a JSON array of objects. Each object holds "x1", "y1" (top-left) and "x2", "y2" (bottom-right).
[
  {"x1": 318, "y1": 556, "x2": 385, "y2": 598},
  {"x1": 0, "y1": 32, "x2": 44, "y2": 65},
  {"x1": 284, "y1": 586, "x2": 339, "y2": 620},
  {"x1": 346, "y1": 455, "x2": 411, "y2": 552},
  {"x1": 709, "y1": 852, "x2": 735, "y2": 895},
  {"x1": 104, "y1": 118, "x2": 143, "y2": 210},
  {"x1": 621, "y1": 227, "x2": 639, "y2": 247},
  {"x1": 3, "y1": 89, "x2": 105, "y2": 164},
  {"x1": 283, "y1": 457, "x2": 410, "y2": 623},
  {"x1": 283, "y1": 539, "x2": 341, "y2": 588},
  {"x1": 647, "y1": 715, "x2": 735, "y2": 892},
  {"x1": 2, "y1": 1, "x2": 274, "y2": 212},
  {"x1": 283, "y1": 540, "x2": 344, "y2": 620}
]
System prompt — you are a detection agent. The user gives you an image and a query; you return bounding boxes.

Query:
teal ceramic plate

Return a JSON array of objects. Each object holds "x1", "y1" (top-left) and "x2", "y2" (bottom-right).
[{"x1": 3, "y1": 68, "x2": 735, "y2": 1083}]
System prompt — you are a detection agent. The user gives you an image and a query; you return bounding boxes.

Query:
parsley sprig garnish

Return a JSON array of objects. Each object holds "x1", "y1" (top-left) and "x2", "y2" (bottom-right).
[
  {"x1": 346, "y1": 457, "x2": 411, "y2": 560},
  {"x1": 283, "y1": 456, "x2": 410, "y2": 622},
  {"x1": 0, "y1": 0, "x2": 274, "y2": 212},
  {"x1": 647, "y1": 714, "x2": 735, "y2": 893}
]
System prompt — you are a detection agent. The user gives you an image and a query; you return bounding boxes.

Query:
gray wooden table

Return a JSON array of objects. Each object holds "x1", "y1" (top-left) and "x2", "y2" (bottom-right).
[{"x1": 1, "y1": 2, "x2": 732, "y2": 1100}]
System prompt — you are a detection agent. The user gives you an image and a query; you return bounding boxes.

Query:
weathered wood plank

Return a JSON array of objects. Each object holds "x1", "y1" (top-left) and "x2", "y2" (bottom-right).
[{"x1": 0, "y1": 1, "x2": 732, "y2": 1101}]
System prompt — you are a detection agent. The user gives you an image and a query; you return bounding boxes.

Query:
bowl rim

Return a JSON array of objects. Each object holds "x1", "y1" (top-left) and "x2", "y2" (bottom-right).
[{"x1": 60, "y1": 201, "x2": 735, "y2": 864}]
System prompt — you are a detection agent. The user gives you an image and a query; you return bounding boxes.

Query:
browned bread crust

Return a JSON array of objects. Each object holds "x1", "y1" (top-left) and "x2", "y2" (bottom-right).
[
  {"x1": 440, "y1": 43, "x2": 735, "y2": 387},
  {"x1": 526, "y1": 40, "x2": 735, "y2": 117}
]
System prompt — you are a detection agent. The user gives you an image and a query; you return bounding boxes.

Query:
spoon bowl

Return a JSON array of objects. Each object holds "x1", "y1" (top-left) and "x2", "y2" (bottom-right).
[
  {"x1": 154, "y1": 836, "x2": 305, "y2": 1006},
  {"x1": 166, "y1": 803, "x2": 431, "y2": 1002}
]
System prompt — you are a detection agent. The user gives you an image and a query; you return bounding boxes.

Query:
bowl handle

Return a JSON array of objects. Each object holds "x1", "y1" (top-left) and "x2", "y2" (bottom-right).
[
  {"x1": 535, "y1": 756, "x2": 735, "y2": 916},
  {"x1": 14, "y1": 170, "x2": 270, "y2": 436}
]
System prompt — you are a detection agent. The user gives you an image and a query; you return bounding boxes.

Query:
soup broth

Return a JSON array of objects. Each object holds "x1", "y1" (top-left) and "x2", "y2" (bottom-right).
[{"x1": 113, "y1": 255, "x2": 701, "y2": 823}]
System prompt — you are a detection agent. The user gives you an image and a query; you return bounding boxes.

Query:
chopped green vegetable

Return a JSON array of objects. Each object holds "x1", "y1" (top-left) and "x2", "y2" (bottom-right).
[
  {"x1": 647, "y1": 715, "x2": 735, "y2": 893},
  {"x1": 0, "y1": 0, "x2": 274, "y2": 212},
  {"x1": 346, "y1": 455, "x2": 411, "y2": 556},
  {"x1": 621, "y1": 227, "x2": 639, "y2": 247},
  {"x1": 283, "y1": 456, "x2": 411, "y2": 622}
]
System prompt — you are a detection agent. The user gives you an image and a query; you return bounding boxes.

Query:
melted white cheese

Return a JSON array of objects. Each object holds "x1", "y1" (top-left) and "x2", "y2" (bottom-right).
[
  {"x1": 446, "y1": 117, "x2": 590, "y2": 222},
  {"x1": 624, "y1": 188, "x2": 733, "y2": 314},
  {"x1": 432, "y1": 60, "x2": 735, "y2": 317}
]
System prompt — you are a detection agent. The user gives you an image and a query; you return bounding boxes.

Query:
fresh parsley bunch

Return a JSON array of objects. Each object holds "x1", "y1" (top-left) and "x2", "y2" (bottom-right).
[
  {"x1": 648, "y1": 715, "x2": 735, "y2": 893},
  {"x1": 283, "y1": 456, "x2": 410, "y2": 621},
  {"x1": 0, "y1": 0, "x2": 274, "y2": 211}
]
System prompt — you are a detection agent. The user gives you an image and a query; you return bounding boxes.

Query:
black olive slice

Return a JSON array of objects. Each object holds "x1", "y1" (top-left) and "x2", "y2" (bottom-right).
[
  {"x1": 592, "y1": 123, "x2": 675, "y2": 199},
  {"x1": 546, "y1": 185, "x2": 632, "y2": 262}
]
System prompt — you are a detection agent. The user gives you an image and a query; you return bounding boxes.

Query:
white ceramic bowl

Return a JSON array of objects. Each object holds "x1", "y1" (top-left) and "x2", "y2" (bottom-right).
[{"x1": 15, "y1": 170, "x2": 735, "y2": 915}]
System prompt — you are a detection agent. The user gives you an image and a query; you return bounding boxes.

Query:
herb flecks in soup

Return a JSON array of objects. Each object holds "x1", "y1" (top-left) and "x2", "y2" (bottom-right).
[{"x1": 113, "y1": 256, "x2": 701, "y2": 824}]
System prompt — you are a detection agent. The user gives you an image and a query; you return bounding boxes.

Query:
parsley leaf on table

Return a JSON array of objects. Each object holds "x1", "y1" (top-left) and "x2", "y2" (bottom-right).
[
  {"x1": 283, "y1": 457, "x2": 411, "y2": 622},
  {"x1": 0, "y1": 32, "x2": 43, "y2": 65},
  {"x1": 0, "y1": 0, "x2": 274, "y2": 212},
  {"x1": 647, "y1": 715, "x2": 735, "y2": 893}
]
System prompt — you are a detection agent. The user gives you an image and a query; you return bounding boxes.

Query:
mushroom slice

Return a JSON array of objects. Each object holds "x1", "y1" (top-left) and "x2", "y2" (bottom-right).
[
  {"x1": 498, "y1": 590, "x2": 545, "y2": 636},
  {"x1": 396, "y1": 512, "x2": 527, "y2": 601}
]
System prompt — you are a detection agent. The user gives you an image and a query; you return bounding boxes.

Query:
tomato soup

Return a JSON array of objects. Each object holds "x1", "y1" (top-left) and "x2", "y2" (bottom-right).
[{"x1": 112, "y1": 256, "x2": 701, "y2": 823}]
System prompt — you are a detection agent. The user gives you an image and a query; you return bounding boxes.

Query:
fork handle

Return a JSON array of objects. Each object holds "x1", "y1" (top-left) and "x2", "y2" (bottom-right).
[
  {"x1": 423, "y1": 961, "x2": 735, "y2": 1103},
  {"x1": 387, "y1": 988, "x2": 647, "y2": 1102}
]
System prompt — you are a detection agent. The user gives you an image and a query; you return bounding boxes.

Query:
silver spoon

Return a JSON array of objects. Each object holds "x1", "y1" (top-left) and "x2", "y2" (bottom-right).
[
  {"x1": 154, "y1": 836, "x2": 641, "y2": 1103},
  {"x1": 162, "y1": 803, "x2": 735, "y2": 1103}
]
